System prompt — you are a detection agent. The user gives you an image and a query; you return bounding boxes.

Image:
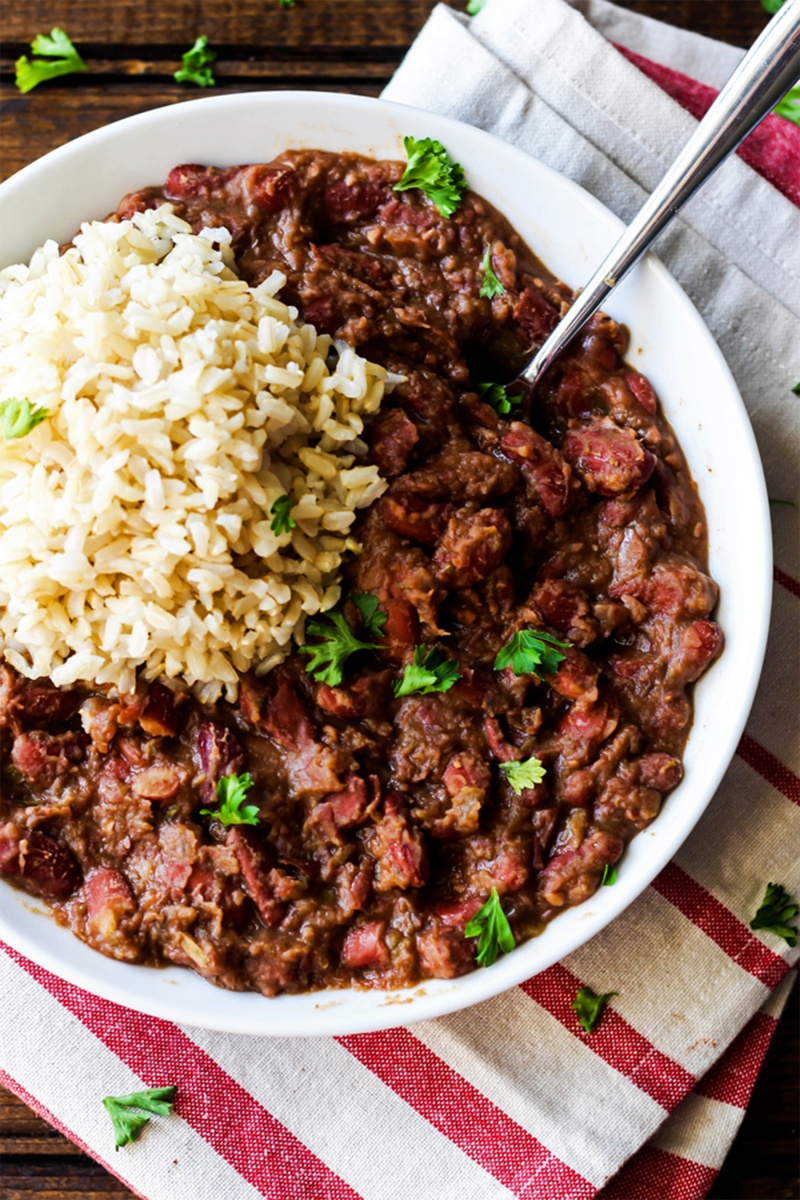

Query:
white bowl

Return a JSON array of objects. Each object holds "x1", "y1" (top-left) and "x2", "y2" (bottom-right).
[{"x1": 0, "y1": 91, "x2": 771, "y2": 1036}]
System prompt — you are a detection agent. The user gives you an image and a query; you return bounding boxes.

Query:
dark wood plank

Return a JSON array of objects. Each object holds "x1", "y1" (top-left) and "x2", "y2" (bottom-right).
[
  {"x1": 0, "y1": 0, "x2": 436, "y2": 50},
  {"x1": 0, "y1": 78, "x2": 392, "y2": 180},
  {"x1": 611, "y1": 0, "x2": 769, "y2": 47}
]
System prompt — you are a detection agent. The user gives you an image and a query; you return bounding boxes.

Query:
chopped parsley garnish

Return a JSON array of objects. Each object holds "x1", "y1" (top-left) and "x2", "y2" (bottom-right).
[
  {"x1": 792, "y1": 382, "x2": 800, "y2": 395},
  {"x1": 200, "y1": 772, "x2": 259, "y2": 826},
  {"x1": 15, "y1": 28, "x2": 87, "y2": 94},
  {"x1": 572, "y1": 986, "x2": 617, "y2": 1034},
  {"x1": 464, "y1": 887, "x2": 515, "y2": 967},
  {"x1": 762, "y1": 0, "x2": 786, "y2": 12},
  {"x1": 0, "y1": 397, "x2": 49, "y2": 439},
  {"x1": 477, "y1": 381, "x2": 520, "y2": 416},
  {"x1": 352, "y1": 592, "x2": 388, "y2": 639},
  {"x1": 279, "y1": 0, "x2": 297, "y2": 6},
  {"x1": 601, "y1": 864, "x2": 618, "y2": 887},
  {"x1": 394, "y1": 136, "x2": 467, "y2": 218},
  {"x1": 773, "y1": 85, "x2": 800, "y2": 128},
  {"x1": 301, "y1": 605, "x2": 383, "y2": 686},
  {"x1": 479, "y1": 246, "x2": 506, "y2": 299},
  {"x1": 750, "y1": 882, "x2": 798, "y2": 947},
  {"x1": 499, "y1": 757, "x2": 546, "y2": 794},
  {"x1": 393, "y1": 645, "x2": 462, "y2": 697},
  {"x1": 494, "y1": 629, "x2": 570, "y2": 677},
  {"x1": 467, "y1": 0, "x2": 487, "y2": 12},
  {"x1": 174, "y1": 36, "x2": 217, "y2": 87},
  {"x1": 102, "y1": 1086, "x2": 177, "y2": 1150},
  {"x1": 269, "y1": 493, "x2": 296, "y2": 536}
]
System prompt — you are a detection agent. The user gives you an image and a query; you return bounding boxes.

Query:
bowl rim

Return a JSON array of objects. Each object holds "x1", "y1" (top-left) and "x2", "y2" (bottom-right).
[{"x1": 0, "y1": 89, "x2": 772, "y2": 1036}]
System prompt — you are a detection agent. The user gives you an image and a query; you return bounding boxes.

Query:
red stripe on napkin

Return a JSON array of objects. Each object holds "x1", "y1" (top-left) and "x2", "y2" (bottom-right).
[
  {"x1": 775, "y1": 566, "x2": 800, "y2": 599},
  {"x1": 596, "y1": 994, "x2": 789, "y2": 1200},
  {"x1": 3, "y1": 946, "x2": 360, "y2": 1200},
  {"x1": 695, "y1": 1010, "x2": 777, "y2": 1107},
  {"x1": 614, "y1": 44, "x2": 800, "y2": 207},
  {"x1": 337, "y1": 1027, "x2": 595, "y2": 1198},
  {"x1": 520, "y1": 964, "x2": 694, "y2": 1109},
  {"x1": 597, "y1": 1145, "x2": 718, "y2": 1200},
  {"x1": 738, "y1": 733, "x2": 800, "y2": 807},
  {"x1": 652, "y1": 863, "x2": 790, "y2": 988}
]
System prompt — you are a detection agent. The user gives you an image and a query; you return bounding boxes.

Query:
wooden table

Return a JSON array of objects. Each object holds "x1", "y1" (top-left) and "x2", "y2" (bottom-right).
[{"x1": 0, "y1": 2, "x2": 797, "y2": 1197}]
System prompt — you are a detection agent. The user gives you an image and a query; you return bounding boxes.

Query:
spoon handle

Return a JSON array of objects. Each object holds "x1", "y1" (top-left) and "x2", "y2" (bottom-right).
[{"x1": 520, "y1": 0, "x2": 800, "y2": 390}]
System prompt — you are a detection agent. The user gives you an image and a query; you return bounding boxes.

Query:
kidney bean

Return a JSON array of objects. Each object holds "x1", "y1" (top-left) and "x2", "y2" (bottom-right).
[{"x1": 562, "y1": 422, "x2": 656, "y2": 496}]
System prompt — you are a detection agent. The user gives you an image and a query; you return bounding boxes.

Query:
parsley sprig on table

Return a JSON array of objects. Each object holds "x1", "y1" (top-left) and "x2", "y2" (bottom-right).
[
  {"x1": 174, "y1": 36, "x2": 217, "y2": 87},
  {"x1": 102, "y1": 1086, "x2": 177, "y2": 1150},
  {"x1": 394, "y1": 136, "x2": 467, "y2": 218},
  {"x1": 0, "y1": 397, "x2": 49, "y2": 440},
  {"x1": 479, "y1": 245, "x2": 506, "y2": 299},
  {"x1": 499, "y1": 757, "x2": 546, "y2": 795},
  {"x1": 572, "y1": 986, "x2": 617, "y2": 1034},
  {"x1": 494, "y1": 629, "x2": 570, "y2": 677},
  {"x1": 464, "y1": 887, "x2": 515, "y2": 967},
  {"x1": 394, "y1": 645, "x2": 462, "y2": 697},
  {"x1": 750, "y1": 882, "x2": 799, "y2": 947},
  {"x1": 270, "y1": 493, "x2": 296, "y2": 536},
  {"x1": 201, "y1": 772, "x2": 259, "y2": 826},
  {"x1": 15, "y1": 28, "x2": 87, "y2": 94},
  {"x1": 477, "y1": 381, "x2": 520, "y2": 416},
  {"x1": 301, "y1": 594, "x2": 386, "y2": 686}
]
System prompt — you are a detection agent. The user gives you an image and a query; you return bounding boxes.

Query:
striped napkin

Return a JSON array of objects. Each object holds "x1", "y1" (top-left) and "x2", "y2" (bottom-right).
[{"x1": 2, "y1": 2, "x2": 798, "y2": 1197}]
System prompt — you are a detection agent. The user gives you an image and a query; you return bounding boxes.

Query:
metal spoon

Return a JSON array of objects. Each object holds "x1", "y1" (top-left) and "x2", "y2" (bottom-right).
[{"x1": 514, "y1": 0, "x2": 800, "y2": 400}]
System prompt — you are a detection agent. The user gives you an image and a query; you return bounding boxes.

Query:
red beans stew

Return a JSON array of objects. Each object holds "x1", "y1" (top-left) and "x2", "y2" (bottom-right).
[{"x1": 0, "y1": 151, "x2": 722, "y2": 994}]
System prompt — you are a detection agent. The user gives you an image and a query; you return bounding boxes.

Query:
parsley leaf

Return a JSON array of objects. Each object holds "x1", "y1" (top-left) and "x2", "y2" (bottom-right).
[
  {"x1": 572, "y1": 986, "x2": 617, "y2": 1034},
  {"x1": 352, "y1": 592, "x2": 387, "y2": 639},
  {"x1": 15, "y1": 27, "x2": 87, "y2": 94},
  {"x1": 393, "y1": 645, "x2": 461, "y2": 697},
  {"x1": 102, "y1": 1086, "x2": 177, "y2": 1150},
  {"x1": 301, "y1": 608, "x2": 381, "y2": 686},
  {"x1": 479, "y1": 245, "x2": 506, "y2": 299},
  {"x1": 773, "y1": 85, "x2": 800, "y2": 127},
  {"x1": 270, "y1": 493, "x2": 296, "y2": 536},
  {"x1": 494, "y1": 629, "x2": 570, "y2": 677},
  {"x1": 499, "y1": 757, "x2": 546, "y2": 794},
  {"x1": 750, "y1": 882, "x2": 798, "y2": 947},
  {"x1": 0, "y1": 397, "x2": 49, "y2": 439},
  {"x1": 762, "y1": 0, "x2": 786, "y2": 12},
  {"x1": 477, "y1": 381, "x2": 520, "y2": 416},
  {"x1": 394, "y1": 136, "x2": 467, "y2": 218},
  {"x1": 200, "y1": 772, "x2": 259, "y2": 826},
  {"x1": 174, "y1": 36, "x2": 217, "y2": 87},
  {"x1": 601, "y1": 864, "x2": 617, "y2": 886},
  {"x1": 280, "y1": 0, "x2": 297, "y2": 6},
  {"x1": 467, "y1": 0, "x2": 487, "y2": 12},
  {"x1": 464, "y1": 887, "x2": 515, "y2": 967},
  {"x1": 792, "y1": 382, "x2": 800, "y2": 395}
]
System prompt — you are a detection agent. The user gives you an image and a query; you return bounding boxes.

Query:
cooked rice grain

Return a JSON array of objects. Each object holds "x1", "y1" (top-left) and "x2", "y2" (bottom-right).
[{"x1": 0, "y1": 206, "x2": 388, "y2": 700}]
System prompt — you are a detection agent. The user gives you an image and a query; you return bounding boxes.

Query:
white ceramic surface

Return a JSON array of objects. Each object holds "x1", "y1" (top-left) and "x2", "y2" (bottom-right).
[{"x1": 0, "y1": 91, "x2": 771, "y2": 1036}]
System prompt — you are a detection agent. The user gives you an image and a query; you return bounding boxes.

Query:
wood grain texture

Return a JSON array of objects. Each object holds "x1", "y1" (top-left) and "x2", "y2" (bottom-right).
[{"x1": 0, "y1": 1, "x2": 797, "y2": 1197}]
